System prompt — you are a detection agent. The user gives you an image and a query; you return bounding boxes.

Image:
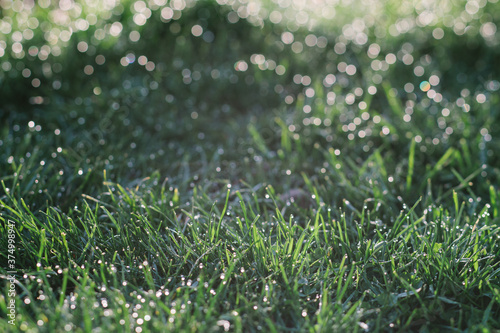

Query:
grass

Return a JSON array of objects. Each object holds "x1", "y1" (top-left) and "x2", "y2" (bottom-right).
[{"x1": 1, "y1": 0, "x2": 500, "y2": 332}]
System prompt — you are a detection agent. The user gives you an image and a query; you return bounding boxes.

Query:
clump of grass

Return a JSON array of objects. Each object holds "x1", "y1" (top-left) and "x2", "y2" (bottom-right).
[{"x1": 1, "y1": 171, "x2": 499, "y2": 331}]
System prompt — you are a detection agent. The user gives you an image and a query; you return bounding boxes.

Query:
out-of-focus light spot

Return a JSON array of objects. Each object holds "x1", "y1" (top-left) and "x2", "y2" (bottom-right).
[
  {"x1": 334, "y1": 42, "x2": 346, "y2": 55},
  {"x1": 323, "y1": 74, "x2": 336, "y2": 87},
  {"x1": 416, "y1": 10, "x2": 435, "y2": 27},
  {"x1": 355, "y1": 33, "x2": 368, "y2": 45},
  {"x1": 345, "y1": 93, "x2": 355, "y2": 105},
  {"x1": 75, "y1": 19, "x2": 89, "y2": 31},
  {"x1": 161, "y1": 7, "x2": 174, "y2": 20},
  {"x1": 454, "y1": 21, "x2": 466, "y2": 36},
  {"x1": 138, "y1": 55, "x2": 148, "y2": 65},
  {"x1": 476, "y1": 93, "x2": 486, "y2": 103},
  {"x1": 191, "y1": 25, "x2": 203, "y2": 37},
  {"x1": 402, "y1": 54, "x2": 413, "y2": 65},
  {"x1": 465, "y1": 1, "x2": 479, "y2": 15},
  {"x1": 128, "y1": 31, "x2": 139, "y2": 43},
  {"x1": 420, "y1": 81, "x2": 431, "y2": 92},
  {"x1": 404, "y1": 83, "x2": 414, "y2": 93},
  {"x1": 28, "y1": 17, "x2": 39, "y2": 29},
  {"x1": 1, "y1": 62, "x2": 11, "y2": 72},
  {"x1": 165, "y1": 94, "x2": 174, "y2": 103},
  {"x1": 59, "y1": 30, "x2": 71, "y2": 42},
  {"x1": 32, "y1": 78, "x2": 41, "y2": 87},
  {"x1": 251, "y1": 54, "x2": 265, "y2": 65},
  {"x1": 134, "y1": 3, "x2": 151, "y2": 16},
  {"x1": 305, "y1": 34, "x2": 317, "y2": 47},
  {"x1": 371, "y1": 60, "x2": 381, "y2": 71},
  {"x1": 480, "y1": 22, "x2": 497, "y2": 38},
  {"x1": 281, "y1": 31, "x2": 294, "y2": 44},
  {"x1": 367, "y1": 43, "x2": 380, "y2": 58},
  {"x1": 432, "y1": 28, "x2": 444, "y2": 39},
  {"x1": 203, "y1": 31, "x2": 214, "y2": 43},
  {"x1": 22, "y1": 68, "x2": 31, "y2": 78},
  {"x1": 269, "y1": 11, "x2": 282, "y2": 24},
  {"x1": 93, "y1": 87, "x2": 101, "y2": 95},
  {"x1": 316, "y1": 36, "x2": 327, "y2": 48},
  {"x1": 414, "y1": 66, "x2": 424, "y2": 77},
  {"x1": 109, "y1": 22, "x2": 123, "y2": 37},
  {"x1": 12, "y1": 30, "x2": 22, "y2": 42},
  {"x1": 305, "y1": 87, "x2": 315, "y2": 98},
  {"x1": 237, "y1": 6, "x2": 248, "y2": 19},
  {"x1": 346, "y1": 64, "x2": 357, "y2": 75},
  {"x1": 275, "y1": 65, "x2": 286, "y2": 75},
  {"x1": 171, "y1": 0, "x2": 186, "y2": 10},
  {"x1": 296, "y1": 11, "x2": 308, "y2": 25},
  {"x1": 77, "y1": 41, "x2": 88, "y2": 52},
  {"x1": 51, "y1": 46, "x2": 61, "y2": 57},
  {"x1": 429, "y1": 75, "x2": 440, "y2": 86},
  {"x1": 301, "y1": 75, "x2": 311, "y2": 85},
  {"x1": 486, "y1": 80, "x2": 500, "y2": 91},
  {"x1": 227, "y1": 11, "x2": 239, "y2": 23},
  {"x1": 266, "y1": 60, "x2": 276, "y2": 70},
  {"x1": 326, "y1": 92, "x2": 336, "y2": 105},
  {"x1": 211, "y1": 69, "x2": 220, "y2": 79},
  {"x1": 84, "y1": 65, "x2": 94, "y2": 75},
  {"x1": 372, "y1": 74, "x2": 383, "y2": 84},
  {"x1": 293, "y1": 74, "x2": 302, "y2": 85},
  {"x1": 30, "y1": 96, "x2": 44, "y2": 104},
  {"x1": 12, "y1": 42, "x2": 23, "y2": 53},
  {"x1": 234, "y1": 60, "x2": 248, "y2": 71},
  {"x1": 133, "y1": 13, "x2": 147, "y2": 26},
  {"x1": 385, "y1": 53, "x2": 396, "y2": 64},
  {"x1": 94, "y1": 29, "x2": 106, "y2": 40},
  {"x1": 337, "y1": 62, "x2": 347, "y2": 73},
  {"x1": 95, "y1": 55, "x2": 105, "y2": 65},
  {"x1": 59, "y1": 0, "x2": 73, "y2": 10},
  {"x1": 126, "y1": 53, "x2": 135, "y2": 64}
]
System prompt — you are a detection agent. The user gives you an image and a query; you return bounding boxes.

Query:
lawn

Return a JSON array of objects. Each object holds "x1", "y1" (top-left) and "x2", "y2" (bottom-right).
[{"x1": 1, "y1": 0, "x2": 500, "y2": 331}]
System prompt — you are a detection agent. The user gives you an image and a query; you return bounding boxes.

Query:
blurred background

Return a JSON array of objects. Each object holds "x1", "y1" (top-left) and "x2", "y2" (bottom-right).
[{"x1": 1, "y1": 0, "x2": 499, "y2": 207}]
